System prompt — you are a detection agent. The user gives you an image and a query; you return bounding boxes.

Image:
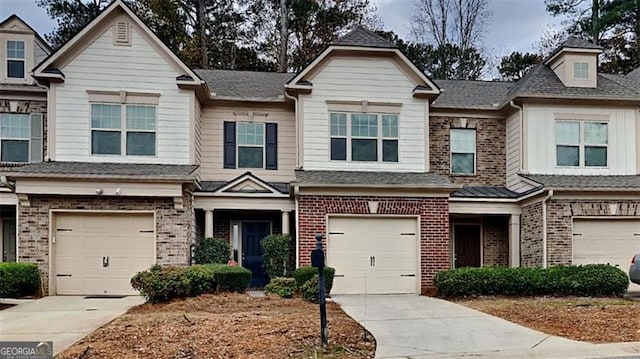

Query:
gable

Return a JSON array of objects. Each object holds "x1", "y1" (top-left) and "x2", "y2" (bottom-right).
[
  {"x1": 212, "y1": 172, "x2": 288, "y2": 197},
  {"x1": 287, "y1": 46, "x2": 439, "y2": 96},
  {"x1": 33, "y1": 0, "x2": 200, "y2": 84}
]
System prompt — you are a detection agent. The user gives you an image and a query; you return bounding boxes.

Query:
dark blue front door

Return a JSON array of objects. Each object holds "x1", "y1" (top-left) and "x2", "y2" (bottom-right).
[{"x1": 242, "y1": 222, "x2": 270, "y2": 287}]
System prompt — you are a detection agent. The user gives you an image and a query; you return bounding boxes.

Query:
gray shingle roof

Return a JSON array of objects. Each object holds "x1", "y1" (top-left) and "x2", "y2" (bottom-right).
[
  {"x1": 521, "y1": 174, "x2": 640, "y2": 190},
  {"x1": 332, "y1": 27, "x2": 395, "y2": 48},
  {"x1": 194, "y1": 69, "x2": 294, "y2": 99},
  {"x1": 545, "y1": 36, "x2": 602, "y2": 62},
  {"x1": 627, "y1": 67, "x2": 640, "y2": 81},
  {"x1": 505, "y1": 64, "x2": 640, "y2": 102},
  {"x1": 3, "y1": 162, "x2": 198, "y2": 180},
  {"x1": 294, "y1": 170, "x2": 457, "y2": 188},
  {"x1": 433, "y1": 80, "x2": 513, "y2": 110},
  {"x1": 451, "y1": 186, "x2": 520, "y2": 198}
]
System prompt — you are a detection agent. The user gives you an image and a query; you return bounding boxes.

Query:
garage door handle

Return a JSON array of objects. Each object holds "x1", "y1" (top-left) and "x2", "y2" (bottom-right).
[
  {"x1": 102, "y1": 256, "x2": 109, "y2": 268},
  {"x1": 401, "y1": 274, "x2": 416, "y2": 277},
  {"x1": 56, "y1": 274, "x2": 72, "y2": 277},
  {"x1": 370, "y1": 256, "x2": 376, "y2": 267},
  {"x1": 334, "y1": 274, "x2": 345, "y2": 277}
]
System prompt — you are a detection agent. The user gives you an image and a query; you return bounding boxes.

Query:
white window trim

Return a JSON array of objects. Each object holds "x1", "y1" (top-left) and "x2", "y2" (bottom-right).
[
  {"x1": 573, "y1": 62, "x2": 589, "y2": 80},
  {"x1": 450, "y1": 128, "x2": 476, "y2": 175},
  {"x1": 329, "y1": 112, "x2": 399, "y2": 163},
  {"x1": 555, "y1": 120, "x2": 609, "y2": 168},
  {"x1": 0, "y1": 113, "x2": 34, "y2": 163},
  {"x1": 236, "y1": 122, "x2": 266, "y2": 169},
  {"x1": 90, "y1": 103, "x2": 157, "y2": 157},
  {"x1": 6, "y1": 40, "x2": 26, "y2": 79}
]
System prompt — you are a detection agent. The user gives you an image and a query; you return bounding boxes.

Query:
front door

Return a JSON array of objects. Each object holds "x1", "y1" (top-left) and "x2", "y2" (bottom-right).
[
  {"x1": 2, "y1": 219, "x2": 16, "y2": 262},
  {"x1": 454, "y1": 224, "x2": 481, "y2": 268},
  {"x1": 242, "y1": 222, "x2": 270, "y2": 287}
]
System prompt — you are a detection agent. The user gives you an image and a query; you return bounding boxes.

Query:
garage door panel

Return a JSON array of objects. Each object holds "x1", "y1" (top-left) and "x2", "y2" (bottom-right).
[
  {"x1": 573, "y1": 219, "x2": 640, "y2": 291},
  {"x1": 328, "y1": 217, "x2": 418, "y2": 295},
  {"x1": 55, "y1": 213, "x2": 155, "y2": 295}
]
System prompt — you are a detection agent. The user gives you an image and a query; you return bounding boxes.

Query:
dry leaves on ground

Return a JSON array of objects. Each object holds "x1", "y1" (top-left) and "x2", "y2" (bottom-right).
[
  {"x1": 458, "y1": 296, "x2": 640, "y2": 343},
  {"x1": 57, "y1": 293, "x2": 375, "y2": 359}
]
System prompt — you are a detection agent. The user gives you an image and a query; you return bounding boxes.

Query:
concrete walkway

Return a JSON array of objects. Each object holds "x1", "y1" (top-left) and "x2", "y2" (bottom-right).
[
  {"x1": 332, "y1": 294, "x2": 640, "y2": 359},
  {"x1": 0, "y1": 296, "x2": 144, "y2": 355}
]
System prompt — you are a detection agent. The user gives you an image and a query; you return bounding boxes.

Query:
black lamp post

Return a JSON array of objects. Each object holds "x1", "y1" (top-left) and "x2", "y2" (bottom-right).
[{"x1": 311, "y1": 233, "x2": 328, "y2": 347}]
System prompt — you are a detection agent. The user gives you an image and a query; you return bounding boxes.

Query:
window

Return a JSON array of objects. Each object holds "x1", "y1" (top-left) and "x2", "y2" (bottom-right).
[
  {"x1": 91, "y1": 104, "x2": 156, "y2": 156},
  {"x1": 555, "y1": 121, "x2": 607, "y2": 167},
  {"x1": 7, "y1": 41, "x2": 25, "y2": 79},
  {"x1": 450, "y1": 129, "x2": 476, "y2": 174},
  {"x1": 329, "y1": 112, "x2": 399, "y2": 163},
  {"x1": 574, "y1": 62, "x2": 589, "y2": 80},
  {"x1": 237, "y1": 122, "x2": 264, "y2": 168},
  {"x1": 0, "y1": 113, "x2": 42, "y2": 163}
]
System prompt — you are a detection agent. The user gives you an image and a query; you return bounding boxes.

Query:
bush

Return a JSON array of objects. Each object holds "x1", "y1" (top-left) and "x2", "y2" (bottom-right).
[
  {"x1": 434, "y1": 264, "x2": 629, "y2": 298},
  {"x1": 0, "y1": 263, "x2": 40, "y2": 298},
  {"x1": 131, "y1": 265, "x2": 191, "y2": 303},
  {"x1": 261, "y1": 234, "x2": 293, "y2": 279},
  {"x1": 301, "y1": 275, "x2": 320, "y2": 303},
  {"x1": 265, "y1": 277, "x2": 296, "y2": 298},
  {"x1": 183, "y1": 265, "x2": 217, "y2": 296},
  {"x1": 208, "y1": 264, "x2": 252, "y2": 293},
  {"x1": 293, "y1": 266, "x2": 335, "y2": 295},
  {"x1": 194, "y1": 237, "x2": 231, "y2": 264}
]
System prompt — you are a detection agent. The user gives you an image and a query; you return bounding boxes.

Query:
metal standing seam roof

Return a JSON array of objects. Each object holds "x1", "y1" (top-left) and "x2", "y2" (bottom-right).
[
  {"x1": 3, "y1": 162, "x2": 199, "y2": 179},
  {"x1": 520, "y1": 174, "x2": 640, "y2": 189},
  {"x1": 293, "y1": 170, "x2": 457, "y2": 188}
]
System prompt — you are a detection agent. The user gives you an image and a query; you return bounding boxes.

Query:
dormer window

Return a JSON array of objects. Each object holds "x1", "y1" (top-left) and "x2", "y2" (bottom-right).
[
  {"x1": 574, "y1": 62, "x2": 589, "y2": 80},
  {"x1": 7, "y1": 40, "x2": 25, "y2": 78}
]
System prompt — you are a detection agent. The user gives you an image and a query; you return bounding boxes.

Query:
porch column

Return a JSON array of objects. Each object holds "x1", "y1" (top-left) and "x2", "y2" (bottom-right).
[
  {"x1": 281, "y1": 211, "x2": 290, "y2": 235},
  {"x1": 205, "y1": 209, "x2": 214, "y2": 238},
  {"x1": 509, "y1": 214, "x2": 521, "y2": 267}
]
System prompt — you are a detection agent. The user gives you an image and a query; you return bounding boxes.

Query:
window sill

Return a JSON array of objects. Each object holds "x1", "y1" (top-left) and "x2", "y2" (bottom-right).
[{"x1": 450, "y1": 173, "x2": 476, "y2": 177}]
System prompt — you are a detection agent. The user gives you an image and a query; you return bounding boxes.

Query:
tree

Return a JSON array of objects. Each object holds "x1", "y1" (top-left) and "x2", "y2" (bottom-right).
[
  {"x1": 243, "y1": 0, "x2": 378, "y2": 72},
  {"x1": 545, "y1": 0, "x2": 602, "y2": 41},
  {"x1": 36, "y1": 0, "x2": 109, "y2": 50},
  {"x1": 410, "y1": 0, "x2": 491, "y2": 79},
  {"x1": 498, "y1": 52, "x2": 542, "y2": 81}
]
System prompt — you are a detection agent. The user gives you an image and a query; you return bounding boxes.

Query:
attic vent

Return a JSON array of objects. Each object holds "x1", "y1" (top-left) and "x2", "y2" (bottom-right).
[{"x1": 114, "y1": 21, "x2": 131, "y2": 45}]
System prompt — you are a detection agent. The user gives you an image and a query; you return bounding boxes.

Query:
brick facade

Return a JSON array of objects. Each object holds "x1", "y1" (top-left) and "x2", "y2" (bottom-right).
[
  {"x1": 521, "y1": 201, "x2": 543, "y2": 267},
  {"x1": 482, "y1": 216, "x2": 509, "y2": 266},
  {"x1": 0, "y1": 98, "x2": 48, "y2": 161},
  {"x1": 297, "y1": 195, "x2": 450, "y2": 295},
  {"x1": 18, "y1": 189, "x2": 193, "y2": 294},
  {"x1": 430, "y1": 116, "x2": 506, "y2": 186},
  {"x1": 547, "y1": 199, "x2": 640, "y2": 265}
]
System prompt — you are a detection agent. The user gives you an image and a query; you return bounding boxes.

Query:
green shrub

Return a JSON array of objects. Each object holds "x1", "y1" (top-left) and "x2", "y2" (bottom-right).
[
  {"x1": 183, "y1": 265, "x2": 216, "y2": 296},
  {"x1": 265, "y1": 277, "x2": 296, "y2": 298},
  {"x1": 434, "y1": 264, "x2": 629, "y2": 298},
  {"x1": 261, "y1": 234, "x2": 293, "y2": 279},
  {"x1": 0, "y1": 263, "x2": 40, "y2": 298},
  {"x1": 301, "y1": 275, "x2": 320, "y2": 303},
  {"x1": 194, "y1": 237, "x2": 230, "y2": 264},
  {"x1": 293, "y1": 266, "x2": 335, "y2": 295},
  {"x1": 131, "y1": 265, "x2": 191, "y2": 303},
  {"x1": 208, "y1": 264, "x2": 252, "y2": 292}
]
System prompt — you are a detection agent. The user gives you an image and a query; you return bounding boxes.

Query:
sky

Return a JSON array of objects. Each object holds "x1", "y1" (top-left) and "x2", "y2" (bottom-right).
[{"x1": 0, "y1": 0, "x2": 563, "y2": 56}]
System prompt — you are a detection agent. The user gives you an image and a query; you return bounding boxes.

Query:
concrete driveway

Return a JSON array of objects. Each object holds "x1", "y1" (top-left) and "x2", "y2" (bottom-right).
[
  {"x1": 0, "y1": 296, "x2": 144, "y2": 355},
  {"x1": 332, "y1": 294, "x2": 640, "y2": 358}
]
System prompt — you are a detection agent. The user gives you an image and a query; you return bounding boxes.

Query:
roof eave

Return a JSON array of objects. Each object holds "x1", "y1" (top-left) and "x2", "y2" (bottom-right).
[
  {"x1": 292, "y1": 182, "x2": 462, "y2": 191},
  {"x1": 5, "y1": 172, "x2": 197, "y2": 183}
]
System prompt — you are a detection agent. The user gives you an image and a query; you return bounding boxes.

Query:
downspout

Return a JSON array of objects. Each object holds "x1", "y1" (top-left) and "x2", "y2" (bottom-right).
[
  {"x1": 294, "y1": 187, "x2": 300, "y2": 268},
  {"x1": 284, "y1": 90, "x2": 301, "y2": 168},
  {"x1": 509, "y1": 101, "x2": 524, "y2": 172},
  {"x1": 541, "y1": 190, "x2": 554, "y2": 268},
  {"x1": 1, "y1": 176, "x2": 14, "y2": 191}
]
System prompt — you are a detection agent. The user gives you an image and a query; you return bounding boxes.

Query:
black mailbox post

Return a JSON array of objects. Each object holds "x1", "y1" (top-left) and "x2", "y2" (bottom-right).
[{"x1": 312, "y1": 233, "x2": 328, "y2": 347}]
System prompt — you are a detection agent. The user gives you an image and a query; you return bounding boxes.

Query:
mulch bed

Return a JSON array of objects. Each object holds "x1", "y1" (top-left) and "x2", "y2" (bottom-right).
[
  {"x1": 457, "y1": 296, "x2": 640, "y2": 343},
  {"x1": 57, "y1": 293, "x2": 375, "y2": 358},
  {"x1": 0, "y1": 303, "x2": 14, "y2": 310}
]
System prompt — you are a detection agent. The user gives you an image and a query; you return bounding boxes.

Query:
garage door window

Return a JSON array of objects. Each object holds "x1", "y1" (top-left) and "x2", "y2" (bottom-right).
[{"x1": 330, "y1": 112, "x2": 399, "y2": 163}]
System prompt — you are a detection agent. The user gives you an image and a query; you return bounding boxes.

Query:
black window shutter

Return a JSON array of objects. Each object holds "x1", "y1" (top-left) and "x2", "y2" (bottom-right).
[
  {"x1": 265, "y1": 123, "x2": 278, "y2": 170},
  {"x1": 223, "y1": 121, "x2": 236, "y2": 169}
]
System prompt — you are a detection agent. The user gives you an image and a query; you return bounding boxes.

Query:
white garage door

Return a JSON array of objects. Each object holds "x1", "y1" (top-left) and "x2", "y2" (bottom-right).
[
  {"x1": 55, "y1": 213, "x2": 155, "y2": 295},
  {"x1": 573, "y1": 219, "x2": 640, "y2": 290},
  {"x1": 327, "y1": 216, "x2": 418, "y2": 295}
]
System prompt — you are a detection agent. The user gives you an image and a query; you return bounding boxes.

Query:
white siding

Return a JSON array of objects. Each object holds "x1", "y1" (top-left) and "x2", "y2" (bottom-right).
[
  {"x1": 200, "y1": 103, "x2": 296, "y2": 182},
  {"x1": 300, "y1": 56, "x2": 428, "y2": 172},
  {"x1": 35, "y1": 41, "x2": 48, "y2": 64},
  {"x1": 505, "y1": 111, "x2": 535, "y2": 192},
  {"x1": 194, "y1": 96, "x2": 202, "y2": 165},
  {"x1": 524, "y1": 104, "x2": 637, "y2": 175},
  {"x1": 52, "y1": 20, "x2": 192, "y2": 164}
]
